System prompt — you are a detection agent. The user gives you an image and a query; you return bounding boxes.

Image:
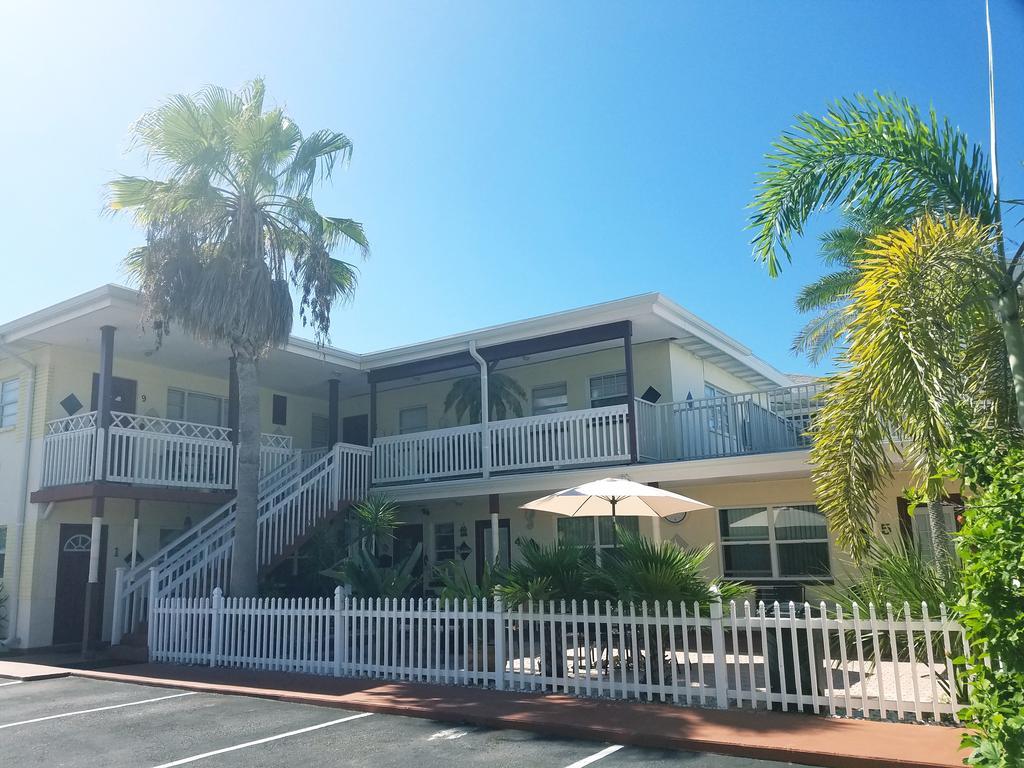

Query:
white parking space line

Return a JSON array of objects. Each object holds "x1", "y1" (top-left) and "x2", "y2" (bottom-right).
[
  {"x1": 564, "y1": 745, "x2": 625, "y2": 768},
  {"x1": 149, "y1": 711, "x2": 375, "y2": 767},
  {"x1": 0, "y1": 681, "x2": 24, "y2": 688},
  {"x1": 0, "y1": 691, "x2": 196, "y2": 729}
]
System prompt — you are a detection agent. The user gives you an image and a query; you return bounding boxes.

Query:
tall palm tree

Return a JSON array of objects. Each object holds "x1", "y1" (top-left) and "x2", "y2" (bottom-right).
[
  {"x1": 107, "y1": 80, "x2": 368, "y2": 595},
  {"x1": 749, "y1": 94, "x2": 1022, "y2": 561}
]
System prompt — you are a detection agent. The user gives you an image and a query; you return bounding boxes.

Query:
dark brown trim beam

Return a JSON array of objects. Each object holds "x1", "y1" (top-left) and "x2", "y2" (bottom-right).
[
  {"x1": 366, "y1": 321, "x2": 633, "y2": 384},
  {"x1": 31, "y1": 482, "x2": 235, "y2": 506},
  {"x1": 623, "y1": 320, "x2": 637, "y2": 463}
]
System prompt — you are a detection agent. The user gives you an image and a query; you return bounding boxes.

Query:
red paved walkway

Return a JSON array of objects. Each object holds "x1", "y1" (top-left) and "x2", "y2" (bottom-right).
[{"x1": 1, "y1": 660, "x2": 969, "y2": 768}]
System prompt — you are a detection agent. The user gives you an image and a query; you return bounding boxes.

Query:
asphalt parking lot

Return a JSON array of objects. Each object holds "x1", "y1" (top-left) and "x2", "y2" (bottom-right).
[{"x1": 0, "y1": 676, "x2": 809, "y2": 768}]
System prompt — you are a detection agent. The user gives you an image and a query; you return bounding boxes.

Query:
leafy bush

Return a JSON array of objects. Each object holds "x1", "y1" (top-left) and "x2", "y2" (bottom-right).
[
  {"x1": 436, "y1": 561, "x2": 502, "y2": 603},
  {"x1": 591, "y1": 527, "x2": 747, "y2": 606},
  {"x1": 495, "y1": 538, "x2": 598, "y2": 606},
  {"x1": 351, "y1": 495, "x2": 399, "y2": 554},
  {"x1": 944, "y1": 431, "x2": 1024, "y2": 766},
  {"x1": 321, "y1": 543, "x2": 422, "y2": 600}
]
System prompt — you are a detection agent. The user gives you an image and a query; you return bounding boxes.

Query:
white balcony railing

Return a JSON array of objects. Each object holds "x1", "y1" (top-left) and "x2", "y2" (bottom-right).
[
  {"x1": 106, "y1": 412, "x2": 235, "y2": 489},
  {"x1": 40, "y1": 411, "x2": 295, "y2": 491},
  {"x1": 372, "y1": 423, "x2": 484, "y2": 484},
  {"x1": 372, "y1": 404, "x2": 631, "y2": 485},
  {"x1": 41, "y1": 412, "x2": 99, "y2": 487},
  {"x1": 489, "y1": 404, "x2": 631, "y2": 472}
]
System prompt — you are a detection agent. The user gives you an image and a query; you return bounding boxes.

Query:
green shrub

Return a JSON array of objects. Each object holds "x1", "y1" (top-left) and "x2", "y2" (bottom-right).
[
  {"x1": 321, "y1": 543, "x2": 422, "y2": 600},
  {"x1": 591, "y1": 527, "x2": 747, "y2": 607},
  {"x1": 944, "y1": 431, "x2": 1024, "y2": 766}
]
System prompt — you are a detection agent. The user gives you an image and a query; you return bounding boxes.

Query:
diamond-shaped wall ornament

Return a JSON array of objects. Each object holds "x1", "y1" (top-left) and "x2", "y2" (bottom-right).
[
  {"x1": 60, "y1": 393, "x2": 83, "y2": 416},
  {"x1": 458, "y1": 542, "x2": 472, "y2": 561}
]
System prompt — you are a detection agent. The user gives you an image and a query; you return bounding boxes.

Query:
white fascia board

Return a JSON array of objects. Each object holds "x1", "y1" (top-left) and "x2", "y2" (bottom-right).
[
  {"x1": 651, "y1": 295, "x2": 792, "y2": 388},
  {"x1": 0, "y1": 284, "x2": 134, "y2": 343},
  {"x1": 377, "y1": 450, "x2": 813, "y2": 503},
  {"x1": 282, "y1": 337, "x2": 361, "y2": 370}
]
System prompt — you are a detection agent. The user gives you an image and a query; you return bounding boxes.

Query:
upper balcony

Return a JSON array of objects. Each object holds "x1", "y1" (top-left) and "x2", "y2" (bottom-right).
[
  {"x1": 35, "y1": 383, "x2": 823, "y2": 496},
  {"x1": 38, "y1": 410, "x2": 297, "y2": 495},
  {"x1": 371, "y1": 383, "x2": 824, "y2": 487}
]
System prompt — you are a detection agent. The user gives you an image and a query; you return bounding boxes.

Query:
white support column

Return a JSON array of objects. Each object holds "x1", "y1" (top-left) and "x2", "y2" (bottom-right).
[
  {"x1": 130, "y1": 502, "x2": 140, "y2": 570},
  {"x1": 88, "y1": 515, "x2": 103, "y2": 584},
  {"x1": 491, "y1": 511, "x2": 500, "y2": 567},
  {"x1": 469, "y1": 342, "x2": 490, "y2": 479}
]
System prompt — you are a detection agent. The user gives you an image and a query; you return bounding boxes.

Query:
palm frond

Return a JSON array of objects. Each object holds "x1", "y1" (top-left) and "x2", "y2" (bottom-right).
[
  {"x1": 750, "y1": 93, "x2": 995, "y2": 277},
  {"x1": 811, "y1": 214, "x2": 1005, "y2": 558},
  {"x1": 791, "y1": 304, "x2": 849, "y2": 364}
]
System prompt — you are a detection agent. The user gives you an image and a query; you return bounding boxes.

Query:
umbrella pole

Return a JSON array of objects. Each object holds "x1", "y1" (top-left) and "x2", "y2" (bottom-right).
[{"x1": 610, "y1": 497, "x2": 618, "y2": 549}]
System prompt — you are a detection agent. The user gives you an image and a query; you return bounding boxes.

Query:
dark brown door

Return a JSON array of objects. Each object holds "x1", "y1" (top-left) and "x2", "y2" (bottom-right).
[
  {"x1": 342, "y1": 414, "x2": 369, "y2": 446},
  {"x1": 90, "y1": 375, "x2": 138, "y2": 414},
  {"x1": 53, "y1": 523, "x2": 108, "y2": 646},
  {"x1": 475, "y1": 519, "x2": 511, "y2": 580}
]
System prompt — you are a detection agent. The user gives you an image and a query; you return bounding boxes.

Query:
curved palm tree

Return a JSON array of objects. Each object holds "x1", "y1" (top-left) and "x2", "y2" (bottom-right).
[
  {"x1": 444, "y1": 363, "x2": 526, "y2": 423},
  {"x1": 749, "y1": 94, "x2": 1022, "y2": 561},
  {"x1": 107, "y1": 80, "x2": 368, "y2": 595},
  {"x1": 813, "y1": 216, "x2": 1009, "y2": 562}
]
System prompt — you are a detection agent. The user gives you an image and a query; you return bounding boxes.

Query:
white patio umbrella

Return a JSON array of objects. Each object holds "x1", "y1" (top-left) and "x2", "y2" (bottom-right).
[{"x1": 520, "y1": 477, "x2": 714, "y2": 547}]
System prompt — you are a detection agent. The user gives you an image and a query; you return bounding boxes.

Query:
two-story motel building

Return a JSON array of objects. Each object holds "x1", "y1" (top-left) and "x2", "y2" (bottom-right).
[{"x1": 0, "y1": 285, "x2": 929, "y2": 652}]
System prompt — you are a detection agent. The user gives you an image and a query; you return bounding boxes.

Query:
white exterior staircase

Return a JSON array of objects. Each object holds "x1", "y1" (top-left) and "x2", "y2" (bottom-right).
[{"x1": 111, "y1": 442, "x2": 372, "y2": 647}]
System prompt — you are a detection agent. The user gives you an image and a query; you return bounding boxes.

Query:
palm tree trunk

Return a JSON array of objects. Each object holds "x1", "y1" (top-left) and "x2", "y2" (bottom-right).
[
  {"x1": 229, "y1": 351, "x2": 261, "y2": 596},
  {"x1": 926, "y1": 498, "x2": 954, "y2": 577},
  {"x1": 995, "y1": 288, "x2": 1024, "y2": 428}
]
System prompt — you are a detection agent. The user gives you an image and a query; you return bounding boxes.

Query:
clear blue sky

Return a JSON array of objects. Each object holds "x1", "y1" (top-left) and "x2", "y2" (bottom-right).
[{"x1": 2, "y1": 1, "x2": 1022, "y2": 375}]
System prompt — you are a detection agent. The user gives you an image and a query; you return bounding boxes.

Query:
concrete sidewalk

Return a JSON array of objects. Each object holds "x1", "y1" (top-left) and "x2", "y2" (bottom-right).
[{"x1": 0, "y1": 660, "x2": 969, "y2": 768}]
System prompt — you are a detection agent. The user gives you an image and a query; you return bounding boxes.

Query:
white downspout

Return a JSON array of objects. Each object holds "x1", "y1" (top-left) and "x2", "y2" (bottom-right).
[
  {"x1": 0, "y1": 338, "x2": 37, "y2": 649},
  {"x1": 468, "y1": 342, "x2": 490, "y2": 479}
]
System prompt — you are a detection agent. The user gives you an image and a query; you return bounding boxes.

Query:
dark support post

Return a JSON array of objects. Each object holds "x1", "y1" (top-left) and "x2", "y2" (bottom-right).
[
  {"x1": 85, "y1": 325, "x2": 115, "y2": 657},
  {"x1": 369, "y1": 381, "x2": 377, "y2": 441},
  {"x1": 328, "y1": 379, "x2": 340, "y2": 447},
  {"x1": 623, "y1": 320, "x2": 638, "y2": 463},
  {"x1": 228, "y1": 357, "x2": 240, "y2": 445},
  {"x1": 96, "y1": 325, "x2": 116, "y2": 479}
]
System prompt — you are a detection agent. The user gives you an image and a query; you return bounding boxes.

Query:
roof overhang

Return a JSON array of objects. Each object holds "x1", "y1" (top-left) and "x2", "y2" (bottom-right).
[{"x1": 0, "y1": 285, "x2": 792, "y2": 394}]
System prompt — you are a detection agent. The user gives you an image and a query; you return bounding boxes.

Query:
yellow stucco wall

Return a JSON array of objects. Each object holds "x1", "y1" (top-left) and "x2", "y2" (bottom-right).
[
  {"x1": 42, "y1": 345, "x2": 330, "y2": 449},
  {"x1": 371, "y1": 341, "x2": 677, "y2": 437},
  {"x1": 21, "y1": 496, "x2": 220, "y2": 647}
]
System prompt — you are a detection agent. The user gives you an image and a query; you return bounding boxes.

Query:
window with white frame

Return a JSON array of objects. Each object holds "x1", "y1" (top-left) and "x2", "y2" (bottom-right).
[
  {"x1": 398, "y1": 405, "x2": 428, "y2": 434},
  {"x1": 532, "y1": 382, "x2": 568, "y2": 416},
  {"x1": 0, "y1": 525, "x2": 6, "y2": 575},
  {"x1": 1, "y1": 378, "x2": 19, "y2": 429},
  {"x1": 558, "y1": 516, "x2": 640, "y2": 564},
  {"x1": 167, "y1": 388, "x2": 226, "y2": 426},
  {"x1": 719, "y1": 504, "x2": 831, "y2": 579},
  {"x1": 589, "y1": 372, "x2": 628, "y2": 409},
  {"x1": 433, "y1": 522, "x2": 456, "y2": 563}
]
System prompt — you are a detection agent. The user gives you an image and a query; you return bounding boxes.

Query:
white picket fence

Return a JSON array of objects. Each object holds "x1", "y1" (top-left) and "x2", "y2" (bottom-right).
[{"x1": 149, "y1": 591, "x2": 970, "y2": 725}]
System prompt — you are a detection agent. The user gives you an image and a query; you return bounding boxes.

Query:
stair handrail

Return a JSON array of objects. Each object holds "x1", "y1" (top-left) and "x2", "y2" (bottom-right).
[
  {"x1": 153, "y1": 447, "x2": 341, "y2": 599},
  {"x1": 122, "y1": 448, "x2": 303, "y2": 584}
]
